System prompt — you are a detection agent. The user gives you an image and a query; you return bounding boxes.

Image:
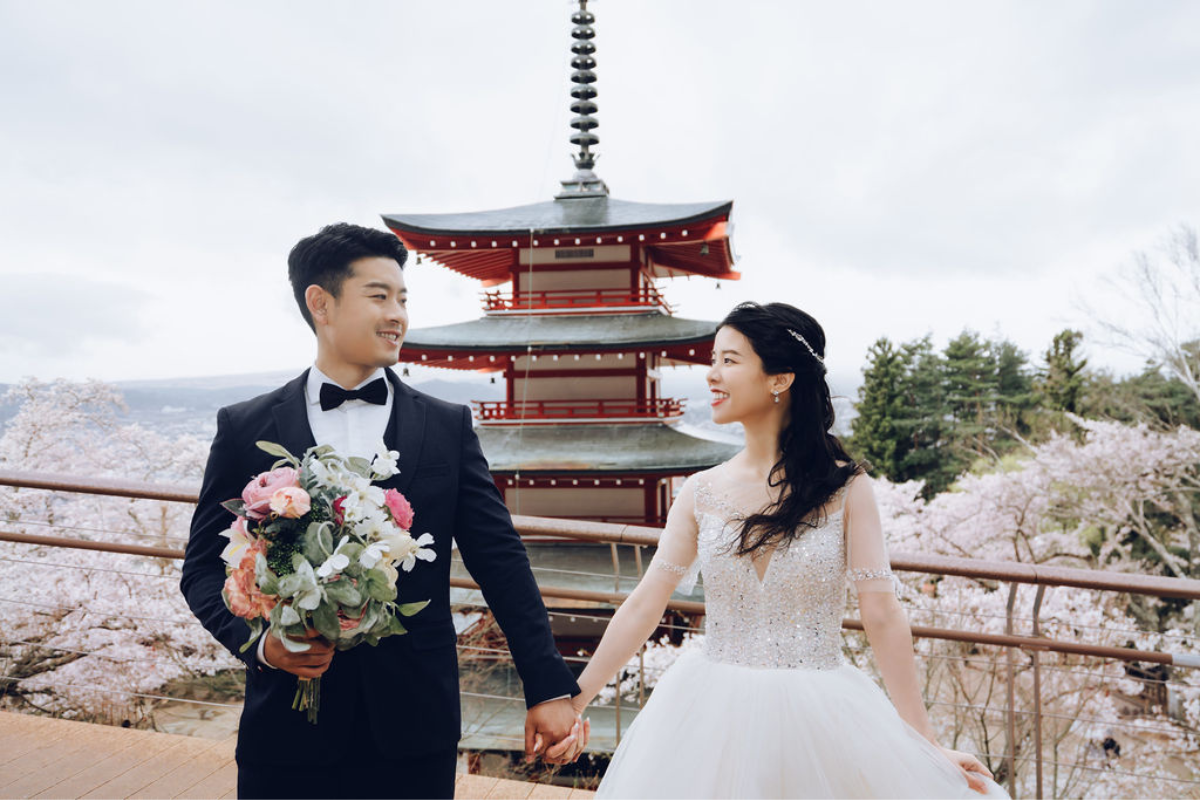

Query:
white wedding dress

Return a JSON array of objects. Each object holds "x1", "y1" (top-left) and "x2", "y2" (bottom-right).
[{"x1": 595, "y1": 470, "x2": 1007, "y2": 799}]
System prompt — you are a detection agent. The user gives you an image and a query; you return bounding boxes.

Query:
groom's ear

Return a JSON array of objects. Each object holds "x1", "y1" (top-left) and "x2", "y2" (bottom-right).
[{"x1": 305, "y1": 284, "x2": 331, "y2": 328}]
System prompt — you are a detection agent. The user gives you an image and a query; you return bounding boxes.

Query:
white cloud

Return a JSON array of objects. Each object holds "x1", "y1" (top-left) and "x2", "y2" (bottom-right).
[{"x1": 0, "y1": 1, "x2": 1197, "y2": 383}]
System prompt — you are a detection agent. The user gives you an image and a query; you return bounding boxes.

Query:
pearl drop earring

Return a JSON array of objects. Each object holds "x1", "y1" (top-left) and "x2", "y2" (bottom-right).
[{"x1": 772, "y1": 390, "x2": 780, "y2": 404}]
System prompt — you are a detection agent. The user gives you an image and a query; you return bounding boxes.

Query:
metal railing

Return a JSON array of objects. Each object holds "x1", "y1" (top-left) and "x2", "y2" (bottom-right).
[
  {"x1": 473, "y1": 398, "x2": 685, "y2": 423},
  {"x1": 1, "y1": 468, "x2": 1198, "y2": 798},
  {"x1": 482, "y1": 287, "x2": 673, "y2": 314}
]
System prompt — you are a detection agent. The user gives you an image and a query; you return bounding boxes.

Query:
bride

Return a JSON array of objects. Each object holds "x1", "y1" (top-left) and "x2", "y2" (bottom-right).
[{"x1": 553, "y1": 302, "x2": 1005, "y2": 798}]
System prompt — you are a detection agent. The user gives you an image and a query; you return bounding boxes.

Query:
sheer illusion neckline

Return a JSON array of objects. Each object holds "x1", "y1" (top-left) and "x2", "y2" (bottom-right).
[{"x1": 694, "y1": 479, "x2": 846, "y2": 586}]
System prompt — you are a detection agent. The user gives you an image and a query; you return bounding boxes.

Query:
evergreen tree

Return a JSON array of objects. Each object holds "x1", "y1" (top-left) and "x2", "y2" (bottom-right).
[
  {"x1": 1042, "y1": 329, "x2": 1087, "y2": 413},
  {"x1": 942, "y1": 331, "x2": 998, "y2": 455},
  {"x1": 991, "y1": 338, "x2": 1037, "y2": 442},
  {"x1": 894, "y1": 337, "x2": 955, "y2": 495},
  {"x1": 848, "y1": 338, "x2": 906, "y2": 475}
]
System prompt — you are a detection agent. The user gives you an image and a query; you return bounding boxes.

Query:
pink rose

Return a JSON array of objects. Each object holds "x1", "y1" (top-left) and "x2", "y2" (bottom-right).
[
  {"x1": 383, "y1": 489, "x2": 414, "y2": 530},
  {"x1": 269, "y1": 486, "x2": 311, "y2": 519},
  {"x1": 242, "y1": 467, "x2": 300, "y2": 520}
]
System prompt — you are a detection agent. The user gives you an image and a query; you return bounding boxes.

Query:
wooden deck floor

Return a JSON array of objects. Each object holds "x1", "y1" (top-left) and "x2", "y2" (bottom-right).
[{"x1": 0, "y1": 712, "x2": 593, "y2": 800}]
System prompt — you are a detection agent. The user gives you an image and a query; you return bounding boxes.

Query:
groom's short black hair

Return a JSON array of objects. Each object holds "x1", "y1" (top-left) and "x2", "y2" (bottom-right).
[{"x1": 288, "y1": 223, "x2": 409, "y2": 332}]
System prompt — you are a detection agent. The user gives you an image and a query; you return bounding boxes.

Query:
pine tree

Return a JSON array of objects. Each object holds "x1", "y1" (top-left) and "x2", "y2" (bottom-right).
[
  {"x1": 943, "y1": 331, "x2": 998, "y2": 456},
  {"x1": 1042, "y1": 329, "x2": 1087, "y2": 414},
  {"x1": 848, "y1": 338, "x2": 906, "y2": 475},
  {"x1": 894, "y1": 337, "x2": 954, "y2": 494}
]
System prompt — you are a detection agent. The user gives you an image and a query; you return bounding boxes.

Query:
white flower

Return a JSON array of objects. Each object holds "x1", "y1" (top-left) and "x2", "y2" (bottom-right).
[
  {"x1": 400, "y1": 533, "x2": 436, "y2": 572},
  {"x1": 372, "y1": 443, "x2": 400, "y2": 478},
  {"x1": 307, "y1": 458, "x2": 333, "y2": 487},
  {"x1": 359, "y1": 541, "x2": 388, "y2": 569},
  {"x1": 316, "y1": 538, "x2": 351, "y2": 579},
  {"x1": 219, "y1": 520, "x2": 254, "y2": 567}
]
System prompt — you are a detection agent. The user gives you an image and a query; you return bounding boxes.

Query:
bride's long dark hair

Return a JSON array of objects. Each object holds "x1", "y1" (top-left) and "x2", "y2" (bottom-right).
[{"x1": 719, "y1": 302, "x2": 861, "y2": 557}]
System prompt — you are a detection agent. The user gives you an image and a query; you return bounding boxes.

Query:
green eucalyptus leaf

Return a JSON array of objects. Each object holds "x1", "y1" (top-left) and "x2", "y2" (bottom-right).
[
  {"x1": 397, "y1": 600, "x2": 430, "y2": 617},
  {"x1": 312, "y1": 602, "x2": 340, "y2": 641},
  {"x1": 302, "y1": 523, "x2": 328, "y2": 563},
  {"x1": 325, "y1": 580, "x2": 362, "y2": 607},
  {"x1": 238, "y1": 619, "x2": 264, "y2": 653},
  {"x1": 221, "y1": 499, "x2": 248, "y2": 518},
  {"x1": 277, "y1": 631, "x2": 313, "y2": 653},
  {"x1": 364, "y1": 569, "x2": 396, "y2": 602},
  {"x1": 256, "y1": 440, "x2": 299, "y2": 464},
  {"x1": 346, "y1": 456, "x2": 372, "y2": 474}
]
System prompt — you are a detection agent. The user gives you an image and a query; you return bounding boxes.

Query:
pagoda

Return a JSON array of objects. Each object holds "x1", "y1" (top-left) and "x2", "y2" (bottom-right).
[{"x1": 382, "y1": 0, "x2": 740, "y2": 527}]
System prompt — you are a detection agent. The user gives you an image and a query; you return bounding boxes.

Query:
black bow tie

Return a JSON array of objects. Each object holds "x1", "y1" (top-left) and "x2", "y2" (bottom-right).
[{"x1": 319, "y1": 377, "x2": 388, "y2": 411}]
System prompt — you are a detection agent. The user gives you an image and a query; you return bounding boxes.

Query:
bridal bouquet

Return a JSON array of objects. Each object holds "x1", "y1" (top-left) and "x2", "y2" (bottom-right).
[{"x1": 218, "y1": 440, "x2": 435, "y2": 723}]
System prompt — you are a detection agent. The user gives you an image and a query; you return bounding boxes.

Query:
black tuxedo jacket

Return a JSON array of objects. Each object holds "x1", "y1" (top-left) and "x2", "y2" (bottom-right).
[{"x1": 180, "y1": 368, "x2": 578, "y2": 764}]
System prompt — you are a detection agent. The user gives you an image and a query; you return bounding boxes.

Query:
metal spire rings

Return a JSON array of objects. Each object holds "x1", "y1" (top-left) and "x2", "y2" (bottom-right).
[{"x1": 557, "y1": 0, "x2": 609, "y2": 198}]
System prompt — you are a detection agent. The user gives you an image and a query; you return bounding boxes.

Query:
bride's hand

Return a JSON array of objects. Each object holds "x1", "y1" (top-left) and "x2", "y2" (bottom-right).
[
  {"x1": 939, "y1": 747, "x2": 993, "y2": 794},
  {"x1": 569, "y1": 694, "x2": 588, "y2": 716}
]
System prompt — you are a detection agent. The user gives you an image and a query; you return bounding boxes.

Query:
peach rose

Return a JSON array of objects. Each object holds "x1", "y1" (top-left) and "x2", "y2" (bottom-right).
[
  {"x1": 242, "y1": 467, "x2": 300, "y2": 520},
  {"x1": 224, "y1": 541, "x2": 277, "y2": 619},
  {"x1": 269, "y1": 486, "x2": 311, "y2": 519},
  {"x1": 383, "y1": 489, "x2": 414, "y2": 530}
]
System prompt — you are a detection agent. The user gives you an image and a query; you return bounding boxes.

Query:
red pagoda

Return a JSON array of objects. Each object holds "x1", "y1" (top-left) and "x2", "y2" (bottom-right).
[{"x1": 383, "y1": 1, "x2": 740, "y2": 526}]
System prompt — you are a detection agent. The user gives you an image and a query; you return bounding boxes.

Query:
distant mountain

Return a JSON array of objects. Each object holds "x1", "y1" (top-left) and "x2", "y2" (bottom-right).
[{"x1": 1, "y1": 368, "x2": 853, "y2": 442}]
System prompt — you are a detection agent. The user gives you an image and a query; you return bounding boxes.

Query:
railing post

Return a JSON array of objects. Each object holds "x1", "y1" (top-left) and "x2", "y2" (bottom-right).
[
  {"x1": 1005, "y1": 582, "x2": 1019, "y2": 798},
  {"x1": 1031, "y1": 585, "x2": 1045, "y2": 800}
]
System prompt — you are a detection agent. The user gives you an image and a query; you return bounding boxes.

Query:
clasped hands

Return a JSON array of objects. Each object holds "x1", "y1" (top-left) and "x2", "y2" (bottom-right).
[
  {"x1": 525, "y1": 697, "x2": 591, "y2": 766},
  {"x1": 266, "y1": 630, "x2": 592, "y2": 765}
]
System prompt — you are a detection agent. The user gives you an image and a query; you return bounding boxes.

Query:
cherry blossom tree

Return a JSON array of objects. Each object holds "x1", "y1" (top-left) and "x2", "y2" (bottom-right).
[{"x1": 0, "y1": 379, "x2": 238, "y2": 723}]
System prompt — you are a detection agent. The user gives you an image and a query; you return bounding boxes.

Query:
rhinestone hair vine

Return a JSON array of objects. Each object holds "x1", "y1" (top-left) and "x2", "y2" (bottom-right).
[{"x1": 788, "y1": 329, "x2": 825, "y2": 365}]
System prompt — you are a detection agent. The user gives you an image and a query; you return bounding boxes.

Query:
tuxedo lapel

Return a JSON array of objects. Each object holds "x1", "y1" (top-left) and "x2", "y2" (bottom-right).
[
  {"x1": 270, "y1": 370, "x2": 318, "y2": 461},
  {"x1": 384, "y1": 368, "x2": 425, "y2": 495}
]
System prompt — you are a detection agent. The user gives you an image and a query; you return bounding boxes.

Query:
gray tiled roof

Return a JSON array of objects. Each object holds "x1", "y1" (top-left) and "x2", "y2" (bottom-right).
[
  {"x1": 383, "y1": 197, "x2": 731, "y2": 235},
  {"x1": 478, "y1": 423, "x2": 740, "y2": 473},
  {"x1": 404, "y1": 313, "x2": 718, "y2": 352}
]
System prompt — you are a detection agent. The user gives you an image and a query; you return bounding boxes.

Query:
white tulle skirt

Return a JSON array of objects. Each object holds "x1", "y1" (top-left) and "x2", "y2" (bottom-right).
[{"x1": 596, "y1": 650, "x2": 1007, "y2": 799}]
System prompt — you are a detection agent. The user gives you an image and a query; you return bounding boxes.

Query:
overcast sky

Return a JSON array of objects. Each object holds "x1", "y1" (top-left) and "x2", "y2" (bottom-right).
[{"x1": 1, "y1": 1, "x2": 1197, "y2": 394}]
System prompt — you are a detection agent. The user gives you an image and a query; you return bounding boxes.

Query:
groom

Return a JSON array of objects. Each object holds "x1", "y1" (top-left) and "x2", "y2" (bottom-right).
[{"x1": 181, "y1": 223, "x2": 584, "y2": 799}]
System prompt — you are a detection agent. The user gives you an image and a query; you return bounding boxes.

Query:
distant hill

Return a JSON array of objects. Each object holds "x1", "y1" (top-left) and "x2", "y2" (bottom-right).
[{"x1": 1, "y1": 368, "x2": 852, "y2": 442}]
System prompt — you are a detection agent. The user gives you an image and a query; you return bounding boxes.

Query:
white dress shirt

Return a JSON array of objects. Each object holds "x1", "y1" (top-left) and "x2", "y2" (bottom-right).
[
  {"x1": 258, "y1": 364, "x2": 394, "y2": 668},
  {"x1": 305, "y1": 365, "x2": 394, "y2": 459}
]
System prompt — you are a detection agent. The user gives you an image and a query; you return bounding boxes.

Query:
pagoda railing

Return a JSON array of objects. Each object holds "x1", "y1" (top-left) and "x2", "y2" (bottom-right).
[
  {"x1": 473, "y1": 398, "x2": 684, "y2": 423},
  {"x1": 482, "y1": 287, "x2": 673, "y2": 314}
]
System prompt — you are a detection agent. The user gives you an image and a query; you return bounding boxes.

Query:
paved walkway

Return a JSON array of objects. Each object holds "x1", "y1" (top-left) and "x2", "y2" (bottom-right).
[{"x1": 0, "y1": 712, "x2": 593, "y2": 799}]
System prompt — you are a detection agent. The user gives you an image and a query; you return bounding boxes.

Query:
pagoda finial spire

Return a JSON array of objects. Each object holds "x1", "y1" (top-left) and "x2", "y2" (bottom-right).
[{"x1": 556, "y1": 0, "x2": 609, "y2": 199}]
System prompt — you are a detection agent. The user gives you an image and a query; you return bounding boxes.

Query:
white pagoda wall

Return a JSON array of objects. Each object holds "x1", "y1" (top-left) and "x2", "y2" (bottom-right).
[
  {"x1": 503, "y1": 486, "x2": 645, "y2": 520},
  {"x1": 518, "y1": 267, "x2": 630, "y2": 293}
]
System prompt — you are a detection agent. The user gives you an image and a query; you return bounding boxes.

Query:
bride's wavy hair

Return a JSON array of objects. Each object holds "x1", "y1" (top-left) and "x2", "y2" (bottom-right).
[{"x1": 719, "y1": 302, "x2": 862, "y2": 558}]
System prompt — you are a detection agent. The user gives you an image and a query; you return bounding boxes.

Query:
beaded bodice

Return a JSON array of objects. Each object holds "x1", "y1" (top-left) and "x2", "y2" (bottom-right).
[{"x1": 692, "y1": 480, "x2": 847, "y2": 670}]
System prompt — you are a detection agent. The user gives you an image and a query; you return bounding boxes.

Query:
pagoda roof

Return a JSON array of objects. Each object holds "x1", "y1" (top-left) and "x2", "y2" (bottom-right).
[
  {"x1": 382, "y1": 196, "x2": 738, "y2": 285},
  {"x1": 384, "y1": 197, "x2": 730, "y2": 236},
  {"x1": 401, "y1": 313, "x2": 717, "y2": 368},
  {"x1": 477, "y1": 423, "x2": 740, "y2": 474}
]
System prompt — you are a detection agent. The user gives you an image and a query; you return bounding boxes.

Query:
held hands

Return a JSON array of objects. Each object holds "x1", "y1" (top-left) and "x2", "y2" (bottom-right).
[
  {"x1": 262, "y1": 628, "x2": 334, "y2": 679},
  {"x1": 939, "y1": 747, "x2": 995, "y2": 795},
  {"x1": 525, "y1": 697, "x2": 590, "y2": 765}
]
